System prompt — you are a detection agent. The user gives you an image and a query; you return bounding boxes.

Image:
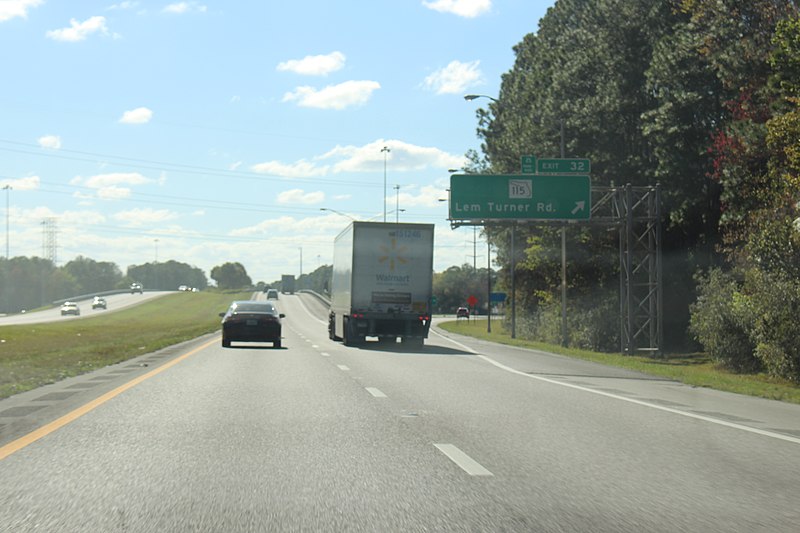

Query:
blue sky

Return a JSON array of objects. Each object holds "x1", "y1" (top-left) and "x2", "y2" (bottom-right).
[{"x1": 0, "y1": 0, "x2": 553, "y2": 284}]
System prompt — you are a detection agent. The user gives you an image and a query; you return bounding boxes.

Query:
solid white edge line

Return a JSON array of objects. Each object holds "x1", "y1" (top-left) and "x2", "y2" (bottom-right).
[
  {"x1": 434, "y1": 443, "x2": 493, "y2": 476},
  {"x1": 294, "y1": 294, "x2": 328, "y2": 326},
  {"x1": 431, "y1": 328, "x2": 800, "y2": 446},
  {"x1": 366, "y1": 387, "x2": 387, "y2": 398}
]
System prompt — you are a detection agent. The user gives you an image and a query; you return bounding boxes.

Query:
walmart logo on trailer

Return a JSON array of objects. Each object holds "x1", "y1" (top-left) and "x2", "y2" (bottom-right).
[{"x1": 378, "y1": 238, "x2": 409, "y2": 271}]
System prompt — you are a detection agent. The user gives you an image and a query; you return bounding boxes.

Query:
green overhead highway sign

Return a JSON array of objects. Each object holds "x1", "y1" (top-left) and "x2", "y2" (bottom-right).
[
  {"x1": 449, "y1": 174, "x2": 591, "y2": 221},
  {"x1": 521, "y1": 155, "x2": 536, "y2": 174},
  {"x1": 537, "y1": 158, "x2": 591, "y2": 174}
]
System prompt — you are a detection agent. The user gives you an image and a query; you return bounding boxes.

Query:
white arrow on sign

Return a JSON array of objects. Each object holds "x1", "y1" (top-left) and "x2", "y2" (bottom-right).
[{"x1": 571, "y1": 201, "x2": 586, "y2": 215}]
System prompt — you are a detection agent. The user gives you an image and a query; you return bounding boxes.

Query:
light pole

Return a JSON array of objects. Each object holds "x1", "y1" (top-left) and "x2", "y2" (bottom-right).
[
  {"x1": 394, "y1": 184, "x2": 401, "y2": 223},
  {"x1": 3, "y1": 185, "x2": 10, "y2": 259},
  {"x1": 557, "y1": 117, "x2": 568, "y2": 347},
  {"x1": 381, "y1": 146, "x2": 390, "y2": 222},
  {"x1": 464, "y1": 94, "x2": 515, "y2": 337}
]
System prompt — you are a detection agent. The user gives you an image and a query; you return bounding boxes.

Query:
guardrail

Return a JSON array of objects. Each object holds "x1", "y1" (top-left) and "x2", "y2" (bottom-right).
[
  {"x1": 52, "y1": 288, "x2": 155, "y2": 306},
  {"x1": 298, "y1": 289, "x2": 330, "y2": 306}
]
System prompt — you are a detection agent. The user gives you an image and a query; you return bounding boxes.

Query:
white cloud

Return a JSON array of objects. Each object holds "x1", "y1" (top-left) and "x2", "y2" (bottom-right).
[
  {"x1": 76, "y1": 172, "x2": 152, "y2": 189},
  {"x1": 422, "y1": 0, "x2": 491, "y2": 18},
  {"x1": 113, "y1": 207, "x2": 179, "y2": 226},
  {"x1": 107, "y1": 1, "x2": 139, "y2": 10},
  {"x1": 46, "y1": 16, "x2": 110, "y2": 42},
  {"x1": 276, "y1": 189, "x2": 324, "y2": 205},
  {"x1": 0, "y1": 175, "x2": 40, "y2": 191},
  {"x1": 277, "y1": 51, "x2": 346, "y2": 76},
  {"x1": 230, "y1": 214, "x2": 343, "y2": 238},
  {"x1": 395, "y1": 184, "x2": 450, "y2": 208},
  {"x1": 71, "y1": 172, "x2": 152, "y2": 200},
  {"x1": 162, "y1": 2, "x2": 207, "y2": 14},
  {"x1": 424, "y1": 60, "x2": 482, "y2": 95},
  {"x1": 37, "y1": 134, "x2": 62, "y2": 149},
  {"x1": 251, "y1": 140, "x2": 464, "y2": 180},
  {"x1": 119, "y1": 106, "x2": 153, "y2": 124},
  {"x1": 282, "y1": 80, "x2": 380, "y2": 110},
  {"x1": 250, "y1": 159, "x2": 329, "y2": 178},
  {"x1": 323, "y1": 139, "x2": 465, "y2": 173},
  {"x1": 0, "y1": 0, "x2": 42, "y2": 22}
]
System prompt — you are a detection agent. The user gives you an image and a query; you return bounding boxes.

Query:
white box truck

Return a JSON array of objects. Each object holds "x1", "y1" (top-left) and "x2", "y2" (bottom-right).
[
  {"x1": 281, "y1": 274, "x2": 296, "y2": 294},
  {"x1": 328, "y1": 222, "x2": 434, "y2": 348}
]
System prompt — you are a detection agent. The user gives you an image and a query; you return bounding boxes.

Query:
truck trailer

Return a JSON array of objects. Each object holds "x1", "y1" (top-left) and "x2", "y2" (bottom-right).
[
  {"x1": 328, "y1": 221, "x2": 434, "y2": 348},
  {"x1": 281, "y1": 274, "x2": 296, "y2": 294}
]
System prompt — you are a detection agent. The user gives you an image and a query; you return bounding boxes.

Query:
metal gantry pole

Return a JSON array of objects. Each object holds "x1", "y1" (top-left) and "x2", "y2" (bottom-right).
[
  {"x1": 656, "y1": 184, "x2": 664, "y2": 355},
  {"x1": 511, "y1": 224, "x2": 516, "y2": 339},
  {"x1": 487, "y1": 237, "x2": 492, "y2": 333}
]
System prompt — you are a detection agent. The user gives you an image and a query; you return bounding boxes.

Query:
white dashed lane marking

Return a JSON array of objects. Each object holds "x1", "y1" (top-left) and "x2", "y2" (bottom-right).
[
  {"x1": 434, "y1": 444, "x2": 493, "y2": 476},
  {"x1": 365, "y1": 387, "x2": 387, "y2": 398}
]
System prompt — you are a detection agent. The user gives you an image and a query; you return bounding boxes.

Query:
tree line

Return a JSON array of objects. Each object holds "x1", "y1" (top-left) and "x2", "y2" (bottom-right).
[
  {"x1": 469, "y1": 0, "x2": 800, "y2": 381},
  {"x1": 0, "y1": 256, "x2": 207, "y2": 313}
]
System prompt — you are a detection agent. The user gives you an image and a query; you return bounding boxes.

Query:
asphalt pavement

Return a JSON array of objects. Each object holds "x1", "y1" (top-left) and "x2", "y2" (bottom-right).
[{"x1": 1, "y1": 293, "x2": 799, "y2": 532}]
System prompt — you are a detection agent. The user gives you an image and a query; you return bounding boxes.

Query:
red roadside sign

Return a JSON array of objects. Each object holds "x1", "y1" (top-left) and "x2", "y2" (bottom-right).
[{"x1": 467, "y1": 295, "x2": 478, "y2": 307}]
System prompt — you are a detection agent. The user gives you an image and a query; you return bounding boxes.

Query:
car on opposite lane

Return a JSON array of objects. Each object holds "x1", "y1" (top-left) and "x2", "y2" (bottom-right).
[
  {"x1": 130, "y1": 282, "x2": 143, "y2": 294},
  {"x1": 91, "y1": 296, "x2": 107, "y2": 310},
  {"x1": 60, "y1": 302, "x2": 80, "y2": 316},
  {"x1": 456, "y1": 307, "x2": 470, "y2": 319},
  {"x1": 220, "y1": 300, "x2": 285, "y2": 349}
]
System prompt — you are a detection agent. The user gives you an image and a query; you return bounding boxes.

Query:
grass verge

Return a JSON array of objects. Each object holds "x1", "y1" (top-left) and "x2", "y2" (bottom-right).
[
  {"x1": 439, "y1": 319, "x2": 800, "y2": 404},
  {"x1": 0, "y1": 291, "x2": 251, "y2": 400}
]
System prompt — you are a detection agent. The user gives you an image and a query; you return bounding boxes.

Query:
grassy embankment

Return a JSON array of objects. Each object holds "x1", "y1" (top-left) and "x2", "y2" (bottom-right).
[
  {"x1": 0, "y1": 291, "x2": 250, "y2": 400},
  {"x1": 439, "y1": 319, "x2": 800, "y2": 404}
]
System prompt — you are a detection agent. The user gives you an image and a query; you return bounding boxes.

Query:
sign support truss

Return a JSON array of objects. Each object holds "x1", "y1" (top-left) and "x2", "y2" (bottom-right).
[{"x1": 449, "y1": 183, "x2": 663, "y2": 356}]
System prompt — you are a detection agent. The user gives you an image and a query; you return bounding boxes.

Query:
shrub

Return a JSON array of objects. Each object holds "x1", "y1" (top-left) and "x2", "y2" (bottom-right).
[
  {"x1": 689, "y1": 269, "x2": 760, "y2": 372},
  {"x1": 513, "y1": 294, "x2": 619, "y2": 352},
  {"x1": 746, "y1": 270, "x2": 800, "y2": 382}
]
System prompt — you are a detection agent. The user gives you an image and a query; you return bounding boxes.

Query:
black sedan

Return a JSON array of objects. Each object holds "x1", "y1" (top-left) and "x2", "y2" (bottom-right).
[{"x1": 219, "y1": 301, "x2": 285, "y2": 348}]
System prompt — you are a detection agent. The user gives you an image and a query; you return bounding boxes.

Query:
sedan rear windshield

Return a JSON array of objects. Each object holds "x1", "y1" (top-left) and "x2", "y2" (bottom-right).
[{"x1": 232, "y1": 303, "x2": 276, "y2": 314}]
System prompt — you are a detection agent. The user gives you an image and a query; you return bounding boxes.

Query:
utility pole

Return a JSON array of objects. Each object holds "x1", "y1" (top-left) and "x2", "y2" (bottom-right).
[
  {"x1": 560, "y1": 118, "x2": 568, "y2": 347},
  {"x1": 3, "y1": 185, "x2": 10, "y2": 259}
]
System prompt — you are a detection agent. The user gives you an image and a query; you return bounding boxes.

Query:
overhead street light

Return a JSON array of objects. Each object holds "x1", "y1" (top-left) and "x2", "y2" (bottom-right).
[
  {"x1": 464, "y1": 94, "x2": 499, "y2": 103},
  {"x1": 381, "y1": 146, "x2": 391, "y2": 223},
  {"x1": 320, "y1": 207, "x2": 356, "y2": 220},
  {"x1": 464, "y1": 94, "x2": 513, "y2": 337}
]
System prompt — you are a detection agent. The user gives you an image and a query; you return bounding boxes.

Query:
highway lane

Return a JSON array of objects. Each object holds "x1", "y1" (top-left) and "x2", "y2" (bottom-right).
[
  {"x1": 0, "y1": 293, "x2": 799, "y2": 531},
  {"x1": 0, "y1": 291, "x2": 171, "y2": 326}
]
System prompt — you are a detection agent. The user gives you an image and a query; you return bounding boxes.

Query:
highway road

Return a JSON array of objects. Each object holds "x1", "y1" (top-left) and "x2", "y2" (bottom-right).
[
  {"x1": 1, "y1": 293, "x2": 799, "y2": 531},
  {"x1": 0, "y1": 291, "x2": 170, "y2": 326}
]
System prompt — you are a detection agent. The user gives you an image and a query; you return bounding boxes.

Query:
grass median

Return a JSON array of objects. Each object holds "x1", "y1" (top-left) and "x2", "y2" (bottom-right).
[
  {"x1": 439, "y1": 318, "x2": 800, "y2": 404},
  {"x1": 0, "y1": 291, "x2": 251, "y2": 400}
]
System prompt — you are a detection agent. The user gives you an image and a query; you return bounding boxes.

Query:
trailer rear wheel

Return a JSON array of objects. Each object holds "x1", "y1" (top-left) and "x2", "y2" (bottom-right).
[{"x1": 343, "y1": 317, "x2": 361, "y2": 346}]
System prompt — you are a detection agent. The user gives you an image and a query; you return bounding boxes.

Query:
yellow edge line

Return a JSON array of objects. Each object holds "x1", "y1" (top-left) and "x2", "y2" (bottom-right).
[{"x1": 0, "y1": 336, "x2": 218, "y2": 462}]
